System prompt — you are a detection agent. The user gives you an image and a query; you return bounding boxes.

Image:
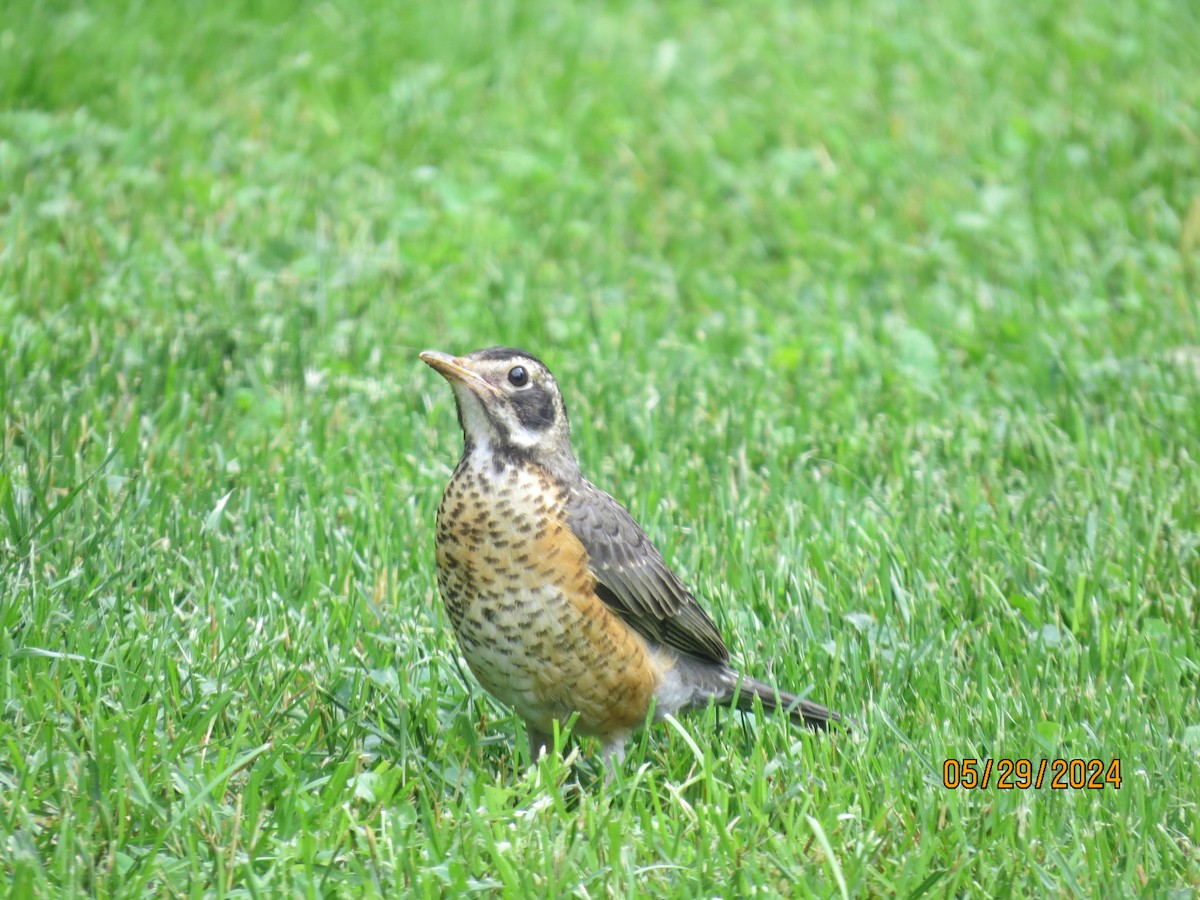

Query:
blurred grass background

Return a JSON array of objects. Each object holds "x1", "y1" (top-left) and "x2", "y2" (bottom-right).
[{"x1": 2, "y1": 0, "x2": 1199, "y2": 894}]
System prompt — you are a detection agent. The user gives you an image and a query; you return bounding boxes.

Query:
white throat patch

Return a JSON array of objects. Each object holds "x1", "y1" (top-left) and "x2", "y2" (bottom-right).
[{"x1": 452, "y1": 383, "x2": 544, "y2": 451}]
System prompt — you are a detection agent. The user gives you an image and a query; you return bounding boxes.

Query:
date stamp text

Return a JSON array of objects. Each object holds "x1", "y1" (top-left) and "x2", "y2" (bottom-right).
[{"x1": 942, "y1": 758, "x2": 1121, "y2": 790}]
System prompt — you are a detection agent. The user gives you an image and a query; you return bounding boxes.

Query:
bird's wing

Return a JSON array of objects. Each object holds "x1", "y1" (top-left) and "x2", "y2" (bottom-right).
[{"x1": 566, "y1": 481, "x2": 730, "y2": 664}]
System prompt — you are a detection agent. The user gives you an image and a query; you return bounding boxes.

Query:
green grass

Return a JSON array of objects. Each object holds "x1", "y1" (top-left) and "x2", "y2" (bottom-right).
[{"x1": 3, "y1": 0, "x2": 1199, "y2": 894}]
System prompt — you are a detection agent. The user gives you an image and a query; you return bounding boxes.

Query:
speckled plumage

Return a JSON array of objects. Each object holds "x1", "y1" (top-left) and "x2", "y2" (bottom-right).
[
  {"x1": 421, "y1": 346, "x2": 847, "y2": 768},
  {"x1": 435, "y1": 454, "x2": 662, "y2": 744}
]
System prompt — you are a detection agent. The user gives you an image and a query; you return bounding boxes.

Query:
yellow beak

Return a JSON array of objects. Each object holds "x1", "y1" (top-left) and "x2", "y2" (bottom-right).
[{"x1": 419, "y1": 350, "x2": 501, "y2": 396}]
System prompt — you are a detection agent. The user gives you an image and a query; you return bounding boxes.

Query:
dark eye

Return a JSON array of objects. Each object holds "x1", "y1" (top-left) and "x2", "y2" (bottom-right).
[{"x1": 507, "y1": 366, "x2": 529, "y2": 387}]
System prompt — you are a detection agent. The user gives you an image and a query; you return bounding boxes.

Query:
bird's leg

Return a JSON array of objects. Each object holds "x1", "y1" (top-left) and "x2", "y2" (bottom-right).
[
  {"x1": 600, "y1": 738, "x2": 626, "y2": 784},
  {"x1": 526, "y1": 723, "x2": 553, "y2": 763}
]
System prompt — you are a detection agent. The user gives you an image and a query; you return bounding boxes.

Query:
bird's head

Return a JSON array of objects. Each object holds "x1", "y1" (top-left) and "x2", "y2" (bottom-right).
[{"x1": 420, "y1": 347, "x2": 577, "y2": 474}]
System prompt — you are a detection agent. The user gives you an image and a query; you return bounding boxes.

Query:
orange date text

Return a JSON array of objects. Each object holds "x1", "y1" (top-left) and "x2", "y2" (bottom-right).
[{"x1": 942, "y1": 758, "x2": 1121, "y2": 790}]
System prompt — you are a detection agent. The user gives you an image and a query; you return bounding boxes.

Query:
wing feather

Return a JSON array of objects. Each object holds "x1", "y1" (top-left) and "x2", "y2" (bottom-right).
[{"x1": 567, "y1": 482, "x2": 730, "y2": 664}]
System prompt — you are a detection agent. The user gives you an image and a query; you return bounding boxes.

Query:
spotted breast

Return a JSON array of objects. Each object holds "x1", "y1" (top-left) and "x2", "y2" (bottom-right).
[{"x1": 435, "y1": 449, "x2": 666, "y2": 743}]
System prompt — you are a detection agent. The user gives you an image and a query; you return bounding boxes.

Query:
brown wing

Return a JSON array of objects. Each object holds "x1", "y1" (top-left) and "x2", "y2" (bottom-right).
[{"x1": 566, "y1": 481, "x2": 730, "y2": 665}]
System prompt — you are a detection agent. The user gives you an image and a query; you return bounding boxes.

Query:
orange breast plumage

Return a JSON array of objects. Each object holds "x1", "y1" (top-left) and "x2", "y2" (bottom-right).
[{"x1": 434, "y1": 452, "x2": 664, "y2": 738}]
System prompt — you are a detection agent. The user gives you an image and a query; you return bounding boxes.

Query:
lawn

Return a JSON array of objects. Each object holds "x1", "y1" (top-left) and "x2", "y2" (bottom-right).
[{"x1": 2, "y1": 0, "x2": 1199, "y2": 894}]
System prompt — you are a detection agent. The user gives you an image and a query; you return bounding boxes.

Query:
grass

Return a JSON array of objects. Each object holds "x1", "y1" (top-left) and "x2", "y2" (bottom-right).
[{"x1": 2, "y1": 0, "x2": 1199, "y2": 894}]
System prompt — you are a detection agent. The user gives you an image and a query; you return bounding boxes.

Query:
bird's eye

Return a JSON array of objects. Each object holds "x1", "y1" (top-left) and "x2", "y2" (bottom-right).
[{"x1": 508, "y1": 366, "x2": 529, "y2": 387}]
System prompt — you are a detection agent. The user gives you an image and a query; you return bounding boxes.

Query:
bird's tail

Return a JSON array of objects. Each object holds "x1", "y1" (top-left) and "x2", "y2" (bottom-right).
[{"x1": 727, "y1": 673, "x2": 847, "y2": 731}]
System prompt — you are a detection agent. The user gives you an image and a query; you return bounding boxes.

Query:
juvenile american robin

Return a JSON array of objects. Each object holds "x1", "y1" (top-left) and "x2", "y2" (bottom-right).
[{"x1": 420, "y1": 346, "x2": 847, "y2": 768}]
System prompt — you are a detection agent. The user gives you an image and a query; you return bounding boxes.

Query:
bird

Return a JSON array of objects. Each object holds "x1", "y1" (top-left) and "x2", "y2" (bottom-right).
[{"x1": 420, "y1": 346, "x2": 847, "y2": 770}]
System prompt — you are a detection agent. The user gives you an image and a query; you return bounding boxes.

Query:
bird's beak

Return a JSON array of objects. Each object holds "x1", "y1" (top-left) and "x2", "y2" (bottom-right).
[{"x1": 419, "y1": 350, "x2": 501, "y2": 396}]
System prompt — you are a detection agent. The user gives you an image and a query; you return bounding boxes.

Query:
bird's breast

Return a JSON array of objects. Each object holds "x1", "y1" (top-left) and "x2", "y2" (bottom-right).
[{"x1": 432, "y1": 457, "x2": 664, "y2": 737}]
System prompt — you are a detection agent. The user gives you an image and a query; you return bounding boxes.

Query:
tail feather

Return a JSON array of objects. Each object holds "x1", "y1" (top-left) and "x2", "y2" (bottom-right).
[
  {"x1": 664, "y1": 657, "x2": 852, "y2": 731},
  {"x1": 728, "y1": 673, "x2": 848, "y2": 731}
]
